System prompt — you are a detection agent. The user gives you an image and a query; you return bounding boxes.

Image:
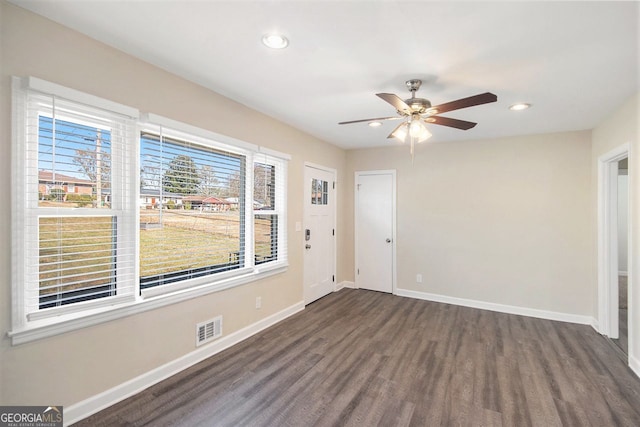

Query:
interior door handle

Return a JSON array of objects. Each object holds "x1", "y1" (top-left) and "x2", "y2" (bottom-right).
[{"x1": 386, "y1": 238, "x2": 391, "y2": 243}]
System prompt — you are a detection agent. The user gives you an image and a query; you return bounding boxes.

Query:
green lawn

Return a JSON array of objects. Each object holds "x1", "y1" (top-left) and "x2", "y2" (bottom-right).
[
  {"x1": 39, "y1": 210, "x2": 275, "y2": 295},
  {"x1": 39, "y1": 216, "x2": 115, "y2": 295}
]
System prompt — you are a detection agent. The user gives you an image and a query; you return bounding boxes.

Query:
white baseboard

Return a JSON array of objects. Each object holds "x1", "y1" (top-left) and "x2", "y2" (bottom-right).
[
  {"x1": 64, "y1": 301, "x2": 305, "y2": 426},
  {"x1": 590, "y1": 318, "x2": 601, "y2": 334},
  {"x1": 395, "y1": 288, "x2": 595, "y2": 325},
  {"x1": 337, "y1": 281, "x2": 356, "y2": 290}
]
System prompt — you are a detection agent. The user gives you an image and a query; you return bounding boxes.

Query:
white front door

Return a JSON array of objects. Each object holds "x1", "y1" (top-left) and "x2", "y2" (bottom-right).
[
  {"x1": 303, "y1": 164, "x2": 336, "y2": 304},
  {"x1": 355, "y1": 171, "x2": 395, "y2": 293}
]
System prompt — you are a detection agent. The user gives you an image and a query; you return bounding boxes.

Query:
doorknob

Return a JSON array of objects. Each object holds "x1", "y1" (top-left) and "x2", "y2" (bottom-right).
[
  {"x1": 305, "y1": 244, "x2": 311, "y2": 249},
  {"x1": 386, "y1": 238, "x2": 392, "y2": 243}
]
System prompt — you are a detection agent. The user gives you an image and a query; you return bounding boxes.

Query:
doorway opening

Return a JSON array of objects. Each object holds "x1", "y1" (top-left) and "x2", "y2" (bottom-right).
[
  {"x1": 597, "y1": 144, "x2": 630, "y2": 359},
  {"x1": 613, "y1": 157, "x2": 629, "y2": 354}
]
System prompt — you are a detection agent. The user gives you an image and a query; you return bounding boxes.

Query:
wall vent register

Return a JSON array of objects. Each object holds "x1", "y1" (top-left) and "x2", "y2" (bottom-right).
[{"x1": 196, "y1": 316, "x2": 222, "y2": 346}]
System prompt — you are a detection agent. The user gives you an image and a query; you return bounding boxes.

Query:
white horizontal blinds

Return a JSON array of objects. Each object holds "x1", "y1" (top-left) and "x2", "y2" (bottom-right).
[
  {"x1": 24, "y1": 91, "x2": 137, "y2": 313},
  {"x1": 35, "y1": 103, "x2": 112, "y2": 207},
  {"x1": 38, "y1": 216, "x2": 116, "y2": 308},
  {"x1": 139, "y1": 129, "x2": 247, "y2": 289},
  {"x1": 253, "y1": 154, "x2": 287, "y2": 266}
]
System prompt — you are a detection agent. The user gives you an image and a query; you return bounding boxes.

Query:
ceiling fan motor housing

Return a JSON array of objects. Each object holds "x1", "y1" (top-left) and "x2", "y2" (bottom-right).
[
  {"x1": 404, "y1": 97, "x2": 432, "y2": 114},
  {"x1": 403, "y1": 79, "x2": 432, "y2": 114}
]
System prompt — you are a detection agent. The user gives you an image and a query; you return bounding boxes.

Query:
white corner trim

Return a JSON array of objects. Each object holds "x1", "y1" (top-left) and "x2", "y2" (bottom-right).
[
  {"x1": 630, "y1": 355, "x2": 640, "y2": 379},
  {"x1": 590, "y1": 317, "x2": 600, "y2": 334},
  {"x1": 395, "y1": 288, "x2": 595, "y2": 325},
  {"x1": 64, "y1": 301, "x2": 304, "y2": 426}
]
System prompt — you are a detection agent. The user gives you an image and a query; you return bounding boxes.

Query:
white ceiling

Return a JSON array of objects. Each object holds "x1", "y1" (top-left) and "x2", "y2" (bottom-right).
[{"x1": 11, "y1": 1, "x2": 639, "y2": 149}]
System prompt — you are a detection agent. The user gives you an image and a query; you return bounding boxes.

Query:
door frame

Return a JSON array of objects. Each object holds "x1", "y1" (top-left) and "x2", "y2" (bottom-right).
[
  {"x1": 597, "y1": 143, "x2": 630, "y2": 344},
  {"x1": 303, "y1": 161, "x2": 337, "y2": 303},
  {"x1": 354, "y1": 169, "x2": 397, "y2": 294}
]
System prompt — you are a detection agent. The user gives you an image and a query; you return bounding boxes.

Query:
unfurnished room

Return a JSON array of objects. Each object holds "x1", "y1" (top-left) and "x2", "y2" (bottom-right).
[{"x1": 0, "y1": 1, "x2": 639, "y2": 426}]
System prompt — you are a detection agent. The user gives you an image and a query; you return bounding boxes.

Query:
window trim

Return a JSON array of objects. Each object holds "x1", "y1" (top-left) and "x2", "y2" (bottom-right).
[
  {"x1": 10, "y1": 77, "x2": 290, "y2": 345},
  {"x1": 8, "y1": 264, "x2": 288, "y2": 345}
]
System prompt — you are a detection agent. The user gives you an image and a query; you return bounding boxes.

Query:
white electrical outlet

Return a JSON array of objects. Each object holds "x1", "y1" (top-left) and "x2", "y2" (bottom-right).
[
  {"x1": 416, "y1": 274, "x2": 423, "y2": 283},
  {"x1": 256, "y1": 296, "x2": 262, "y2": 309}
]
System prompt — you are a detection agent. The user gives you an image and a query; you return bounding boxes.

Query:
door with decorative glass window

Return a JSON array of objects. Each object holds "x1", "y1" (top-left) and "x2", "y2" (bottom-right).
[{"x1": 303, "y1": 164, "x2": 336, "y2": 304}]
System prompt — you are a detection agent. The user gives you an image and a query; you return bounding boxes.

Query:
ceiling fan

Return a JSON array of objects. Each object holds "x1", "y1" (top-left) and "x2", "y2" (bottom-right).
[{"x1": 339, "y1": 79, "x2": 497, "y2": 153}]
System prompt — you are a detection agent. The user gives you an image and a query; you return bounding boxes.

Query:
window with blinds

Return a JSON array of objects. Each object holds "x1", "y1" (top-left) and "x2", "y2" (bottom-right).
[
  {"x1": 139, "y1": 131, "x2": 247, "y2": 290},
  {"x1": 254, "y1": 162, "x2": 278, "y2": 265},
  {"x1": 15, "y1": 82, "x2": 137, "y2": 319},
  {"x1": 12, "y1": 77, "x2": 288, "y2": 337}
]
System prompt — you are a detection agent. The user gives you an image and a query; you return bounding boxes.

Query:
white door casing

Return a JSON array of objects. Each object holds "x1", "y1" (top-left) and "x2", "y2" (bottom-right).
[
  {"x1": 303, "y1": 163, "x2": 336, "y2": 304},
  {"x1": 355, "y1": 170, "x2": 396, "y2": 293},
  {"x1": 597, "y1": 144, "x2": 630, "y2": 341}
]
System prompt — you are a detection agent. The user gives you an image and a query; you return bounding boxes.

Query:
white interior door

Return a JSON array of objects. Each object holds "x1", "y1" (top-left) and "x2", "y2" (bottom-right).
[
  {"x1": 356, "y1": 171, "x2": 395, "y2": 293},
  {"x1": 303, "y1": 164, "x2": 336, "y2": 304}
]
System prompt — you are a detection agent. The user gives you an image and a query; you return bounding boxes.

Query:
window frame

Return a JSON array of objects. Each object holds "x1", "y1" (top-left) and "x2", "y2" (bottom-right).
[
  {"x1": 10, "y1": 79, "x2": 290, "y2": 345},
  {"x1": 253, "y1": 154, "x2": 288, "y2": 269},
  {"x1": 137, "y1": 121, "x2": 257, "y2": 299},
  {"x1": 12, "y1": 77, "x2": 140, "y2": 328}
]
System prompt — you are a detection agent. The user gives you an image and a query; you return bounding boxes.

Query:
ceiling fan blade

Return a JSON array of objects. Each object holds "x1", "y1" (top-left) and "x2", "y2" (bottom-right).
[
  {"x1": 425, "y1": 116, "x2": 477, "y2": 130},
  {"x1": 376, "y1": 93, "x2": 412, "y2": 115},
  {"x1": 429, "y1": 92, "x2": 497, "y2": 115},
  {"x1": 338, "y1": 116, "x2": 402, "y2": 125}
]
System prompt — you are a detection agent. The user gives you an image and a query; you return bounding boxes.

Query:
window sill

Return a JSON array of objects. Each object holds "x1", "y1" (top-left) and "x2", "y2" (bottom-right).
[{"x1": 8, "y1": 263, "x2": 288, "y2": 345}]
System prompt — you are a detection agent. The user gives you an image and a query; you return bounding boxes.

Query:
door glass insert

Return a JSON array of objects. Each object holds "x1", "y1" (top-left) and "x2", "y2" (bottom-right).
[{"x1": 311, "y1": 178, "x2": 328, "y2": 205}]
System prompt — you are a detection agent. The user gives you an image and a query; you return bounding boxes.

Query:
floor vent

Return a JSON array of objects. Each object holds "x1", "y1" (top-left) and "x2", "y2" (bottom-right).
[{"x1": 196, "y1": 316, "x2": 222, "y2": 347}]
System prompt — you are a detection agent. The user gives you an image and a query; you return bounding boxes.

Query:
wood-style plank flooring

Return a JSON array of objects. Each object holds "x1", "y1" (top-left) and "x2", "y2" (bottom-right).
[{"x1": 75, "y1": 289, "x2": 640, "y2": 426}]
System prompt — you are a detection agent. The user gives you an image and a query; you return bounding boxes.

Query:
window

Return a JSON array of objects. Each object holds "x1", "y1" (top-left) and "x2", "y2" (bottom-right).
[
  {"x1": 12, "y1": 78, "x2": 289, "y2": 342},
  {"x1": 254, "y1": 159, "x2": 286, "y2": 265},
  {"x1": 311, "y1": 178, "x2": 328, "y2": 205},
  {"x1": 12, "y1": 77, "x2": 138, "y2": 325},
  {"x1": 138, "y1": 121, "x2": 288, "y2": 297},
  {"x1": 139, "y1": 130, "x2": 247, "y2": 290}
]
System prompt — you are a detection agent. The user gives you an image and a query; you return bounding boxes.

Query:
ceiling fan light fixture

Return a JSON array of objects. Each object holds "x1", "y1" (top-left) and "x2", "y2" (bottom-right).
[
  {"x1": 509, "y1": 103, "x2": 531, "y2": 111},
  {"x1": 416, "y1": 126, "x2": 432, "y2": 143},
  {"x1": 391, "y1": 123, "x2": 408, "y2": 142},
  {"x1": 262, "y1": 33, "x2": 289, "y2": 49},
  {"x1": 409, "y1": 116, "x2": 426, "y2": 138}
]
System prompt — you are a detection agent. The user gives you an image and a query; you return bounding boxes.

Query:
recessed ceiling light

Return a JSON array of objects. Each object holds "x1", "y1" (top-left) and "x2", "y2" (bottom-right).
[
  {"x1": 262, "y1": 34, "x2": 289, "y2": 49},
  {"x1": 509, "y1": 103, "x2": 531, "y2": 111},
  {"x1": 368, "y1": 121, "x2": 382, "y2": 127}
]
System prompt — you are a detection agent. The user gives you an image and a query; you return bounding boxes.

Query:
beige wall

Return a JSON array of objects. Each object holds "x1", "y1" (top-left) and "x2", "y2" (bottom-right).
[
  {"x1": 592, "y1": 93, "x2": 639, "y2": 365},
  {"x1": 346, "y1": 130, "x2": 595, "y2": 315},
  {"x1": 0, "y1": 2, "x2": 347, "y2": 405}
]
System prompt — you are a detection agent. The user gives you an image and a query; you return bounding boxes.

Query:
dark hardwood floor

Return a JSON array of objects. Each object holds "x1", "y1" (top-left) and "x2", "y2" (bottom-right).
[{"x1": 75, "y1": 289, "x2": 640, "y2": 426}]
